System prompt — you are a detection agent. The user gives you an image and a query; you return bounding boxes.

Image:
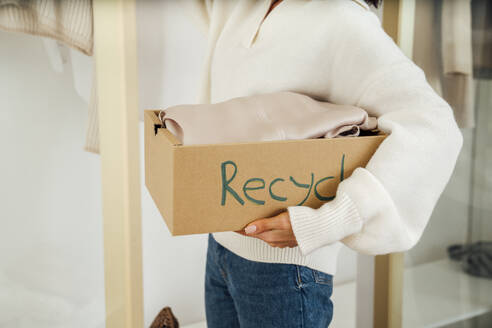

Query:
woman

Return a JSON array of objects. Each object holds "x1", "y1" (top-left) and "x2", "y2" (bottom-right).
[{"x1": 186, "y1": 0, "x2": 463, "y2": 326}]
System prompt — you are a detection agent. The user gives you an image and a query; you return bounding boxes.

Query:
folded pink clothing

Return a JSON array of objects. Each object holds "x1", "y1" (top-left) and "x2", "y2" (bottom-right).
[{"x1": 158, "y1": 91, "x2": 377, "y2": 145}]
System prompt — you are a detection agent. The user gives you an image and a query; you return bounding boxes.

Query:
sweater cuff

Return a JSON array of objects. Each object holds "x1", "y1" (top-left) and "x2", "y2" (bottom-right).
[{"x1": 288, "y1": 192, "x2": 363, "y2": 256}]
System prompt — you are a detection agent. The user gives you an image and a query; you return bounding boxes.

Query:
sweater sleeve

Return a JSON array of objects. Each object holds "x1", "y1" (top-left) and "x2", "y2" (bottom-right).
[{"x1": 287, "y1": 8, "x2": 464, "y2": 256}]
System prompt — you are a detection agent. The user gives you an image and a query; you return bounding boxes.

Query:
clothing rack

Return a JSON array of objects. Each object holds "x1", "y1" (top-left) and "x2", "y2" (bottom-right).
[
  {"x1": 93, "y1": 1, "x2": 414, "y2": 327},
  {"x1": 93, "y1": 1, "x2": 143, "y2": 327}
]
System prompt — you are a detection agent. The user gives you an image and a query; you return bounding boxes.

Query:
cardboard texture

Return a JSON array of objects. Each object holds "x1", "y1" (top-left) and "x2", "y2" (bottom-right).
[{"x1": 145, "y1": 110, "x2": 386, "y2": 236}]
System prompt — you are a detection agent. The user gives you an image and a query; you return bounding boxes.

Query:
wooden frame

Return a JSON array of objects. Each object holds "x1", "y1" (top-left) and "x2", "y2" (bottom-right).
[
  {"x1": 373, "y1": 253, "x2": 405, "y2": 328},
  {"x1": 372, "y1": 1, "x2": 415, "y2": 328},
  {"x1": 93, "y1": 0, "x2": 143, "y2": 327}
]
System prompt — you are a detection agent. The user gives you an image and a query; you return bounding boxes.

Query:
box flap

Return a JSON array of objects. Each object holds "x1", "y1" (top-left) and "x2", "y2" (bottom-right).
[{"x1": 145, "y1": 110, "x2": 183, "y2": 146}]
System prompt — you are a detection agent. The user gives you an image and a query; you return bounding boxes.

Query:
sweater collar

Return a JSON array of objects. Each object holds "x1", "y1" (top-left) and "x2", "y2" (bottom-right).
[
  {"x1": 242, "y1": 0, "x2": 369, "y2": 48},
  {"x1": 352, "y1": 0, "x2": 370, "y2": 10},
  {"x1": 243, "y1": 0, "x2": 274, "y2": 48}
]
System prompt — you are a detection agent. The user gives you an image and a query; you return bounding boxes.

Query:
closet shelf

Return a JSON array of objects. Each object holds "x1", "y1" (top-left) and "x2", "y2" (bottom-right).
[{"x1": 331, "y1": 258, "x2": 492, "y2": 328}]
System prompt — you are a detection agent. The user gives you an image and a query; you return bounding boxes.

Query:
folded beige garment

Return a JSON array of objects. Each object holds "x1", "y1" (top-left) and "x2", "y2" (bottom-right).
[{"x1": 159, "y1": 91, "x2": 377, "y2": 145}]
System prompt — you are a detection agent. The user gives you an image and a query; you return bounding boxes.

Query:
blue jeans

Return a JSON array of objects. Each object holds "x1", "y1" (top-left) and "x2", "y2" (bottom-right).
[{"x1": 205, "y1": 234, "x2": 334, "y2": 327}]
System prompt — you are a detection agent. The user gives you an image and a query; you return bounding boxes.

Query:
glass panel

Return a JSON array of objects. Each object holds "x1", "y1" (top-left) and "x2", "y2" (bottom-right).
[
  {"x1": 403, "y1": 1, "x2": 492, "y2": 327},
  {"x1": 0, "y1": 32, "x2": 106, "y2": 327}
]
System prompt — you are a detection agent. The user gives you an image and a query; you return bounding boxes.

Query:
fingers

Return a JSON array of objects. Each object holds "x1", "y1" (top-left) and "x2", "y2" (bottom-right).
[
  {"x1": 256, "y1": 229, "x2": 291, "y2": 243},
  {"x1": 235, "y1": 211, "x2": 297, "y2": 248},
  {"x1": 253, "y1": 230, "x2": 298, "y2": 248},
  {"x1": 244, "y1": 212, "x2": 291, "y2": 236},
  {"x1": 264, "y1": 240, "x2": 298, "y2": 248},
  {"x1": 272, "y1": 242, "x2": 297, "y2": 248},
  {"x1": 236, "y1": 229, "x2": 297, "y2": 248}
]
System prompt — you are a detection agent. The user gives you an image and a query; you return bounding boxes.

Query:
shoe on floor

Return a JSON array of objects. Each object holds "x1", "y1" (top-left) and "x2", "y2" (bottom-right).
[{"x1": 150, "y1": 306, "x2": 179, "y2": 328}]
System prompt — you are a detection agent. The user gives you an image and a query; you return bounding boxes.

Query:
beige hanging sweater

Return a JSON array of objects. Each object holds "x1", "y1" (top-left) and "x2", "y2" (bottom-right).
[
  {"x1": 412, "y1": 0, "x2": 475, "y2": 129},
  {"x1": 185, "y1": 0, "x2": 463, "y2": 275},
  {"x1": 0, "y1": 0, "x2": 93, "y2": 55},
  {"x1": 0, "y1": 0, "x2": 99, "y2": 152}
]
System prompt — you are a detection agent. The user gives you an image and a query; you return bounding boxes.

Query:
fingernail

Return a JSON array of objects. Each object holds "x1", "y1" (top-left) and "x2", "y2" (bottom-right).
[{"x1": 245, "y1": 225, "x2": 256, "y2": 234}]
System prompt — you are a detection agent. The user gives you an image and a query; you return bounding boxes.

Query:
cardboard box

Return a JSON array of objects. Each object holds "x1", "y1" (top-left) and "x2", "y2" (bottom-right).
[{"x1": 145, "y1": 110, "x2": 386, "y2": 236}]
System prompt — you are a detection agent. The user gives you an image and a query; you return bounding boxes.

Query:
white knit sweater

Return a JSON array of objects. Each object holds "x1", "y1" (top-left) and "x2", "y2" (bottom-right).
[{"x1": 188, "y1": 0, "x2": 463, "y2": 275}]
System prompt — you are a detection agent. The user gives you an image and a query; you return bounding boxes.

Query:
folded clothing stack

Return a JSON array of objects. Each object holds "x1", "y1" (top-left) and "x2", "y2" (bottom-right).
[{"x1": 158, "y1": 91, "x2": 378, "y2": 145}]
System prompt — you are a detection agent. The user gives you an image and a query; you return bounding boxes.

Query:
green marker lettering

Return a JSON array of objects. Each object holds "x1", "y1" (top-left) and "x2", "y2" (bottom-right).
[
  {"x1": 314, "y1": 176, "x2": 335, "y2": 201},
  {"x1": 289, "y1": 173, "x2": 314, "y2": 206},
  {"x1": 269, "y1": 178, "x2": 287, "y2": 202},
  {"x1": 243, "y1": 178, "x2": 266, "y2": 205},
  {"x1": 220, "y1": 160, "x2": 244, "y2": 206},
  {"x1": 340, "y1": 154, "x2": 345, "y2": 182}
]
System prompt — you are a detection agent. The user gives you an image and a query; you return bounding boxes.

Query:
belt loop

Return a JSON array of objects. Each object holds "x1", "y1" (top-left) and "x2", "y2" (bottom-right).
[{"x1": 295, "y1": 265, "x2": 303, "y2": 288}]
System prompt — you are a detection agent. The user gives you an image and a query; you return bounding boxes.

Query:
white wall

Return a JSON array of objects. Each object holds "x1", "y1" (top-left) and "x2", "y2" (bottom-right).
[{"x1": 0, "y1": 1, "x2": 477, "y2": 327}]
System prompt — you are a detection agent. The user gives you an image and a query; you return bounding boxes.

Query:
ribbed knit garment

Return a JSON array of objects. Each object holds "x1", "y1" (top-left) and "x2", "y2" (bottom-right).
[
  {"x1": 0, "y1": 0, "x2": 93, "y2": 55},
  {"x1": 187, "y1": 0, "x2": 464, "y2": 275}
]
